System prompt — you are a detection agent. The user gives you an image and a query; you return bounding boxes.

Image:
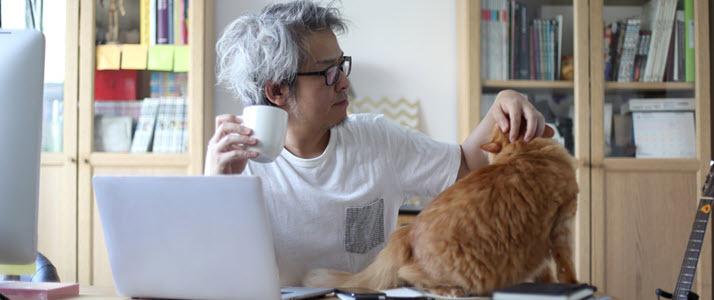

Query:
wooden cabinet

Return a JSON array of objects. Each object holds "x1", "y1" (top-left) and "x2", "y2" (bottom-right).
[
  {"x1": 457, "y1": 0, "x2": 711, "y2": 298},
  {"x1": 35, "y1": 0, "x2": 215, "y2": 286}
]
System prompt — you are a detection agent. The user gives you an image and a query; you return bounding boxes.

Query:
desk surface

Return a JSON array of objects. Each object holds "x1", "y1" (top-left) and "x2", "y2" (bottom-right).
[{"x1": 69, "y1": 286, "x2": 339, "y2": 300}]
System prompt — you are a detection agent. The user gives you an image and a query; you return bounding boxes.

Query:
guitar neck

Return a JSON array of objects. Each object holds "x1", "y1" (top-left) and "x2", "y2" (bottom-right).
[{"x1": 672, "y1": 197, "x2": 713, "y2": 300}]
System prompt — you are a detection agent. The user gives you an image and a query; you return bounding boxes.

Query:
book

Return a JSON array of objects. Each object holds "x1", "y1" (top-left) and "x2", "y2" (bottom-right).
[
  {"x1": 675, "y1": 11, "x2": 685, "y2": 81},
  {"x1": 613, "y1": 113, "x2": 633, "y2": 156},
  {"x1": 94, "y1": 115, "x2": 133, "y2": 152},
  {"x1": 641, "y1": 0, "x2": 663, "y2": 82},
  {"x1": 604, "y1": 103, "x2": 613, "y2": 156},
  {"x1": 492, "y1": 283, "x2": 595, "y2": 300},
  {"x1": 174, "y1": 0, "x2": 184, "y2": 45},
  {"x1": 0, "y1": 281, "x2": 79, "y2": 300},
  {"x1": 622, "y1": 98, "x2": 695, "y2": 113},
  {"x1": 554, "y1": 15, "x2": 563, "y2": 80},
  {"x1": 632, "y1": 111, "x2": 695, "y2": 158},
  {"x1": 616, "y1": 18, "x2": 641, "y2": 82},
  {"x1": 152, "y1": 97, "x2": 172, "y2": 153},
  {"x1": 140, "y1": 0, "x2": 151, "y2": 45},
  {"x1": 94, "y1": 70, "x2": 138, "y2": 101},
  {"x1": 684, "y1": 0, "x2": 694, "y2": 82},
  {"x1": 168, "y1": 0, "x2": 174, "y2": 45},
  {"x1": 378, "y1": 287, "x2": 488, "y2": 300},
  {"x1": 130, "y1": 98, "x2": 160, "y2": 153},
  {"x1": 517, "y1": 1, "x2": 528, "y2": 79},
  {"x1": 481, "y1": 2, "x2": 488, "y2": 80},
  {"x1": 150, "y1": 0, "x2": 157, "y2": 45},
  {"x1": 157, "y1": 0, "x2": 170, "y2": 44},
  {"x1": 181, "y1": 100, "x2": 189, "y2": 152}
]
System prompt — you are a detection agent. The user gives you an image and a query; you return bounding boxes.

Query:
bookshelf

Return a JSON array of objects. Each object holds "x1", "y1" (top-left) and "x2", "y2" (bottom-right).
[
  {"x1": 458, "y1": 0, "x2": 710, "y2": 299},
  {"x1": 30, "y1": 0, "x2": 215, "y2": 286},
  {"x1": 77, "y1": 0, "x2": 214, "y2": 286}
]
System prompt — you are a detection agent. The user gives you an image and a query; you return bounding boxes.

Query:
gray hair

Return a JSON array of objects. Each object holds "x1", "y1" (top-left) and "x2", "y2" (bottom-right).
[{"x1": 216, "y1": 0, "x2": 348, "y2": 107}]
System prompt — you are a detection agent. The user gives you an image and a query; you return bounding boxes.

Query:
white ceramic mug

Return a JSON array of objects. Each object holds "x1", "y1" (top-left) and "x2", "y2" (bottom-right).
[{"x1": 238, "y1": 105, "x2": 288, "y2": 163}]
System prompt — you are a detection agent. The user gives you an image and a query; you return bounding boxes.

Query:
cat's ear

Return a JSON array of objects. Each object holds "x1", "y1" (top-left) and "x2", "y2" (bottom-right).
[
  {"x1": 543, "y1": 124, "x2": 555, "y2": 138},
  {"x1": 480, "y1": 142, "x2": 501, "y2": 153}
]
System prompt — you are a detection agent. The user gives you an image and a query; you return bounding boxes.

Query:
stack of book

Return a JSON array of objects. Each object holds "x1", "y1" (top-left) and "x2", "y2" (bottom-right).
[
  {"x1": 481, "y1": 0, "x2": 563, "y2": 81},
  {"x1": 142, "y1": 0, "x2": 189, "y2": 46},
  {"x1": 130, "y1": 97, "x2": 188, "y2": 153},
  {"x1": 613, "y1": 98, "x2": 695, "y2": 158},
  {"x1": 150, "y1": 72, "x2": 188, "y2": 98},
  {"x1": 604, "y1": 0, "x2": 693, "y2": 82}
]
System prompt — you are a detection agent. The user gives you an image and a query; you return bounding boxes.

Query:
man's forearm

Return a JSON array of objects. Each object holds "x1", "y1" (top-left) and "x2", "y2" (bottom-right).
[{"x1": 460, "y1": 113, "x2": 497, "y2": 173}]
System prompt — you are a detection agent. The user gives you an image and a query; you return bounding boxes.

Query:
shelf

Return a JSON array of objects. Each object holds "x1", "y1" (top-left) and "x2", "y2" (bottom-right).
[
  {"x1": 604, "y1": 0, "x2": 649, "y2": 6},
  {"x1": 602, "y1": 158, "x2": 701, "y2": 172},
  {"x1": 87, "y1": 152, "x2": 190, "y2": 167},
  {"x1": 482, "y1": 80, "x2": 575, "y2": 89},
  {"x1": 605, "y1": 82, "x2": 695, "y2": 91}
]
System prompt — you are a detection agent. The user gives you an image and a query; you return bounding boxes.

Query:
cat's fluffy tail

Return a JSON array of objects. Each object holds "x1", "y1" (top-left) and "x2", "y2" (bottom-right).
[{"x1": 302, "y1": 225, "x2": 412, "y2": 290}]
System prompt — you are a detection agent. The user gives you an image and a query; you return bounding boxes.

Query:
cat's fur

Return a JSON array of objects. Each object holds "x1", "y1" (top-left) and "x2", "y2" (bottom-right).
[{"x1": 302, "y1": 124, "x2": 579, "y2": 296}]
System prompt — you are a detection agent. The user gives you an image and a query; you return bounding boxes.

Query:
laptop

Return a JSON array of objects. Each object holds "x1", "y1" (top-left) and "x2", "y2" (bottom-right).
[{"x1": 92, "y1": 175, "x2": 334, "y2": 300}]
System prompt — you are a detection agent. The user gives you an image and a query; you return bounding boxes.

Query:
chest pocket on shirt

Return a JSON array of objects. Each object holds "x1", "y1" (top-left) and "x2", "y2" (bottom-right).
[{"x1": 344, "y1": 198, "x2": 385, "y2": 254}]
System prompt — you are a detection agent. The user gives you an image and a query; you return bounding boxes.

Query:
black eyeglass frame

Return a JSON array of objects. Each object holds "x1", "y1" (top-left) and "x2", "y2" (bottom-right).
[{"x1": 296, "y1": 56, "x2": 352, "y2": 86}]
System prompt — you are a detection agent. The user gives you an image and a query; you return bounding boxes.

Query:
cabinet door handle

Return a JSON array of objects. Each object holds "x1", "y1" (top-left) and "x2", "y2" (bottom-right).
[
  {"x1": 69, "y1": 157, "x2": 76, "y2": 163},
  {"x1": 83, "y1": 158, "x2": 89, "y2": 164}
]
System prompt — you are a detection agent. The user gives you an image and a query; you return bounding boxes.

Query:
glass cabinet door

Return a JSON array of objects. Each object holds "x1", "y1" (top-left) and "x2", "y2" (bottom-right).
[
  {"x1": 92, "y1": 0, "x2": 190, "y2": 153},
  {"x1": 1, "y1": 0, "x2": 67, "y2": 152},
  {"x1": 460, "y1": 0, "x2": 591, "y2": 284},
  {"x1": 590, "y1": 0, "x2": 710, "y2": 299},
  {"x1": 599, "y1": 0, "x2": 695, "y2": 159},
  {"x1": 1, "y1": 0, "x2": 80, "y2": 282},
  {"x1": 478, "y1": 0, "x2": 579, "y2": 157}
]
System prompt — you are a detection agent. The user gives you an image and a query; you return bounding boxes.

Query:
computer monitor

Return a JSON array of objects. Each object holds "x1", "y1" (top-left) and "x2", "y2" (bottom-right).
[{"x1": 0, "y1": 29, "x2": 45, "y2": 264}]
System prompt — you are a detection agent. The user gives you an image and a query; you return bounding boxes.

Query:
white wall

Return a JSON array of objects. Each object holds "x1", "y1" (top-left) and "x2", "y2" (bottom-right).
[{"x1": 214, "y1": 0, "x2": 459, "y2": 143}]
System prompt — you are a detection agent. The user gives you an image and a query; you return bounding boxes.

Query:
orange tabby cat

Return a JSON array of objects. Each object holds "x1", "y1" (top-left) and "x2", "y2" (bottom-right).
[{"x1": 303, "y1": 124, "x2": 579, "y2": 296}]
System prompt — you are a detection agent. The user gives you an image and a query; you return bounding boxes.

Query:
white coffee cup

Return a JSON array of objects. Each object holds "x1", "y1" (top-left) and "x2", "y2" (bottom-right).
[{"x1": 237, "y1": 105, "x2": 288, "y2": 163}]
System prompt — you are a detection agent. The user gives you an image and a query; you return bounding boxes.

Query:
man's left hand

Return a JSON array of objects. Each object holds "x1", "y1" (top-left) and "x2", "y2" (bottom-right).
[{"x1": 485, "y1": 89, "x2": 547, "y2": 142}]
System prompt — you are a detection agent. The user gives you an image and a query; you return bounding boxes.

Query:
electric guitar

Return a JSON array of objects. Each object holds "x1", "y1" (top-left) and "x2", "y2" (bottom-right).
[{"x1": 655, "y1": 161, "x2": 714, "y2": 300}]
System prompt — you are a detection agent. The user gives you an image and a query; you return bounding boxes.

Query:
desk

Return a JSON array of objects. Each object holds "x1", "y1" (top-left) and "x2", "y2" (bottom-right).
[{"x1": 67, "y1": 285, "x2": 338, "y2": 299}]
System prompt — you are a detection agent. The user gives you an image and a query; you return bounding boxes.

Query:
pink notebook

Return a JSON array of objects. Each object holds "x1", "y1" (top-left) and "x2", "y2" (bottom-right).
[{"x1": 0, "y1": 282, "x2": 79, "y2": 300}]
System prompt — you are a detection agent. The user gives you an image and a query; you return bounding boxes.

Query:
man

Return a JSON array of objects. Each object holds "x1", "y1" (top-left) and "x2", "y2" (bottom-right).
[{"x1": 205, "y1": 0, "x2": 547, "y2": 285}]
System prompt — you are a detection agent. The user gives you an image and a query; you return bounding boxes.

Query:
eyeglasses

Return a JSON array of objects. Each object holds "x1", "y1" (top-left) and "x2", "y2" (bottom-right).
[{"x1": 296, "y1": 56, "x2": 351, "y2": 86}]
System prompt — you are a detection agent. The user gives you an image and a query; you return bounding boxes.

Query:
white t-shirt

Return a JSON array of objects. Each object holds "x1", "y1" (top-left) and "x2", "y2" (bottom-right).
[{"x1": 244, "y1": 113, "x2": 461, "y2": 285}]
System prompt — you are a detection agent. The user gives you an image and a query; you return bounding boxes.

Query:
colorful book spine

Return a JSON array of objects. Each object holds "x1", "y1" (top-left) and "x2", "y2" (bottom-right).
[
  {"x1": 157, "y1": 0, "x2": 170, "y2": 44},
  {"x1": 181, "y1": 100, "x2": 189, "y2": 152},
  {"x1": 150, "y1": 0, "x2": 157, "y2": 45},
  {"x1": 604, "y1": 24, "x2": 613, "y2": 80},
  {"x1": 481, "y1": 2, "x2": 488, "y2": 80},
  {"x1": 509, "y1": 0, "x2": 517, "y2": 80},
  {"x1": 174, "y1": 0, "x2": 183, "y2": 45},
  {"x1": 518, "y1": 2, "x2": 528, "y2": 80},
  {"x1": 140, "y1": 0, "x2": 151, "y2": 45},
  {"x1": 529, "y1": 25, "x2": 536, "y2": 80},
  {"x1": 168, "y1": 0, "x2": 174, "y2": 45},
  {"x1": 130, "y1": 98, "x2": 160, "y2": 153},
  {"x1": 184, "y1": 0, "x2": 189, "y2": 43}
]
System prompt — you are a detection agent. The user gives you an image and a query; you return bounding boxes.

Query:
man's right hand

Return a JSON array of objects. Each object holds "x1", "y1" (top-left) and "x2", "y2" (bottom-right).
[{"x1": 204, "y1": 114, "x2": 259, "y2": 175}]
